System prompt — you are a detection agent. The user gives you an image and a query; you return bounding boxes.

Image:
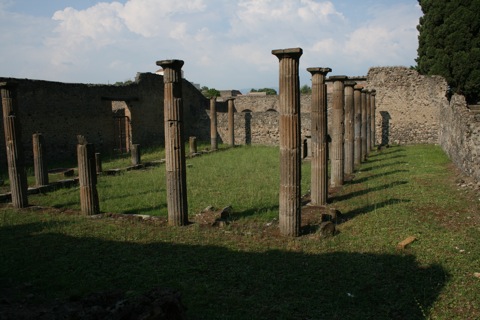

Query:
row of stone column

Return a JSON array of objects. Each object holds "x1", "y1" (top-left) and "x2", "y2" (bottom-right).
[
  {"x1": 209, "y1": 96, "x2": 236, "y2": 150},
  {"x1": 272, "y1": 48, "x2": 377, "y2": 236}
]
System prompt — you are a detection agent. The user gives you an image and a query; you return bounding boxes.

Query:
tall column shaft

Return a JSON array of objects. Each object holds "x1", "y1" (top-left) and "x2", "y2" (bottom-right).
[
  {"x1": 272, "y1": 47, "x2": 302, "y2": 237},
  {"x1": 77, "y1": 142, "x2": 99, "y2": 215},
  {"x1": 227, "y1": 98, "x2": 235, "y2": 147},
  {"x1": 366, "y1": 91, "x2": 371, "y2": 155},
  {"x1": 330, "y1": 76, "x2": 348, "y2": 187},
  {"x1": 370, "y1": 90, "x2": 377, "y2": 149},
  {"x1": 33, "y1": 133, "x2": 49, "y2": 187},
  {"x1": 157, "y1": 59, "x2": 188, "y2": 226},
  {"x1": 307, "y1": 67, "x2": 331, "y2": 206},
  {"x1": 344, "y1": 81, "x2": 356, "y2": 176},
  {"x1": 361, "y1": 90, "x2": 368, "y2": 161},
  {"x1": 210, "y1": 97, "x2": 218, "y2": 151},
  {"x1": 353, "y1": 86, "x2": 362, "y2": 168},
  {"x1": 1, "y1": 83, "x2": 28, "y2": 208}
]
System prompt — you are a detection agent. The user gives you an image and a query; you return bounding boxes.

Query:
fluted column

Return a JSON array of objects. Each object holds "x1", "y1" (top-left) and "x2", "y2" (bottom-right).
[
  {"x1": 330, "y1": 76, "x2": 348, "y2": 187},
  {"x1": 366, "y1": 90, "x2": 371, "y2": 156},
  {"x1": 370, "y1": 90, "x2": 377, "y2": 149},
  {"x1": 307, "y1": 67, "x2": 331, "y2": 206},
  {"x1": 131, "y1": 144, "x2": 141, "y2": 165},
  {"x1": 272, "y1": 47, "x2": 302, "y2": 237},
  {"x1": 361, "y1": 89, "x2": 368, "y2": 161},
  {"x1": 210, "y1": 97, "x2": 218, "y2": 151},
  {"x1": 189, "y1": 136, "x2": 197, "y2": 155},
  {"x1": 77, "y1": 141, "x2": 99, "y2": 215},
  {"x1": 227, "y1": 98, "x2": 235, "y2": 147},
  {"x1": 1, "y1": 82, "x2": 28, "y2": 208},
  {"x1": 353, "y1": 85, "x2": 363, "y2": 168},
  {"x1": 156, "y1": 59, "x2": 188, "y2": 226},
  {"x1": 344, "y1": 81, "x2": 356, "y2": 176},
  {"x1": 33, "y1": 133, "x2": 49, "y2": 187}
]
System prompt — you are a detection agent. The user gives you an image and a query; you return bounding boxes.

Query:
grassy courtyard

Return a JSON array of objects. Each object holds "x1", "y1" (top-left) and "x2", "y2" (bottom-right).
[{"x1": 1, "y1": 144, "x2": 479, "y2": 319}]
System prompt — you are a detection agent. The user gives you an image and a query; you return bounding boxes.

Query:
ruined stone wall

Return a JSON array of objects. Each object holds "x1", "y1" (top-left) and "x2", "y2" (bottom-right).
[
  {"x1": 366, "y1": 67, "x2": 448, "y2": 145},
  {"x1": 439, "y1": 94, "x2": 480, "y2": 181},
  {"x1": 0, "y1": 73, "x2": 209, "y2": 167}
]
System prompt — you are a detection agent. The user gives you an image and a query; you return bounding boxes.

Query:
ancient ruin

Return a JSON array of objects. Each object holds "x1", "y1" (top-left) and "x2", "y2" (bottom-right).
[
  {"x1": 1, "y1": 82, "x2": 28, "y2": 208},
  {"x1": 77, "y1": 138, "x2": 99, "y2": 215},
  {"x1": 32, "y1": 133, "x2": 48, "y2": 187},
  {"x1": 157, "y1": 59, "x2": 189, "y2": 226},
  {"x1": 330, "y1": 76, "x2": 348, "y2": 187},
  {"x1": 227, "y1": 98, "x2": 235, "y2": 147},
  {"x1": 307, "y1": 67, "x2": 331, "y2": 206},
  {"x1": 272, "y1": 47, "x2": 303, "y2": 237},
  {"x1": 353, "y1": 85, "x2": 363, "y2": 168},
  {"x1": 210, "y1": 97, "x2": 218, "y2": 151},
  {"x1": 361, "y1": 89, "x2": 368, "y2": 161},
  {"x1": 370, "y1": 90, "x2": 376, "y2": 150},
  {"x1": 344, "y1": 81, "x2": 356, "y2": 176}
]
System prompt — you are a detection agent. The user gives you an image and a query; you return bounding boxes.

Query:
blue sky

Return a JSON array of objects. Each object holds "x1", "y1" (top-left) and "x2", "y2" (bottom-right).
[{"x1": 0, "y1": 0, "x2": 422, "y2": 90}]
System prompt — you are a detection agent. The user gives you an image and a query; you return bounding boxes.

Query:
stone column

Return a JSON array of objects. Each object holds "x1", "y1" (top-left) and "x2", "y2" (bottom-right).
[
  {"x1": 344, "y1": 81, "x2": 356, "y2": 177},
  {"x1": 227, "y1": 98, "x2": 235, "y2": 147},
  {"x1": 77, "y1": 142, "x2": 99, "y2": 215},
  {"x1": 33, "y1": 133, "x2": 48, "y2": 187},
  {"x1": 1, "y1": 82, "x2": 28, "y2": 208},
  {"x1": 361, "y1": 89, "x2": 368, "y2": 161},
  {"x1": 131, "y1": 144, "x2": 141, "y2": 165},
  {"x1": 95, "y1": 153, "x2": 102, "y2": 174},
  {"x1": 157, "y1": 59, "x2": 188, "y2": 226},
  {"x1": 366, "y1": 91, "x2": 371, "y2": 156},
  {"x1": 210, "y1": 97, "x2": 218, "y2": 151},
  {"x1": 353, "y1": 85, "x2": 363, "y2": 168},
  {"x1": 189, "y1": 136, "x2": 197, "y2": 155},
  {"x1": 272, "y1": 47, "x2": 302, "y2": 237},
  {"x1": 306, "y1": 67, "x2": 331, "y2": 206},
  {"x1": 370, "y1": 90, "x2": 377, "y2": 149},
  {"x1": 330, "y1": 75, "x2": 348, "y2": 188}
]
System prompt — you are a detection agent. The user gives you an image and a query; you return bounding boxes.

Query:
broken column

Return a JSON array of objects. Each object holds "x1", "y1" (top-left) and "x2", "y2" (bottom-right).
[
  {"x1": 354, "y1": 85, "x2": 363, "y2": 168},
  {"x1": 77, "y1": 139, "x2": 99, "y2": 215},
  {"x1": 344, "y1": 80, "x2": 356, "y2": 177},
  {"x1": 131, "y1": 144, "x2": 141, "y2": 165},
  {"x1": 330, "y1": 75, "x2": 348, "y2": 187},
  {"x1": 366, "y1": 91, "x2": 371, "y2": 155},
  {"x1": 1, "y1": 82, "x2": 28, "y2": 208},
  {"x1": 272, "y1": 47, "x2": 302, "y2": 237},
  {"x1": 33, "y1": 133, "x2": 49, "y2": 187},
  {"x1": 210, "y1": 96, "x2": 218, "y2": 151},
  {"x1": 95, "y1": 152, "x2": 102, "y2": 174},
  {"x1": 307, "y1": 67, "x2": 331, "y2": 206},
  {"x1": 157, "y1": 59, "x2": 188, "y2": 226},
  {"x1": 189, "y1": 136, "x2": 197, "y2": 155},
  {"x1": 227, "y1": 98, "x2": 235, "y2": 147},
  {"x1": 361, "y1": 89, "x2": 368, "y2": 161},
  {"x1": 370, "y1": 90, "x2": 377, "y2": 149}
]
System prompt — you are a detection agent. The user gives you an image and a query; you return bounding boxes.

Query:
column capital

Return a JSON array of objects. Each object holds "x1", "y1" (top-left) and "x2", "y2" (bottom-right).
[
  {"x1": 306, "y1": 67, "x2": 332, "y2": 76},
  {"x1": 327, "y1": 75, "x2": 348, "y2": 82},
  {"x1": 370, "y1": 89, "x2": 376, "y2": 96},
  {"x1": 210, "y1": 96, "x2": 217, "y2": 102},
  {"x1": 0, "y1": 82, "x2": 18, "y2": 90},
  {"x1": 272, "y1": 47, "x2": 303, "y2": 60},
  {"x1": 225, "y1": 97, "x2": 236, "y2": 102},
  {"x1": 156, "y1": 59, "x2": 184, "y2": 70},
  {"x1": 344, "y1": 81, "x2": 357, "y2": 87}
]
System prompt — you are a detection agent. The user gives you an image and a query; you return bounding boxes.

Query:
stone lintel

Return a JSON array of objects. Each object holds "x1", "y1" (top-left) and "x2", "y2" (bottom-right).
[
  {"x1": 271, "y1": 47, "x2": 303, "y2": 59},
  {"x1": 306, "y1": 67, "x2": 332, "y2": 75},
  {"x1": 354, "y1": 84, "x2": 364, "y2": 90},
  {"x1": 0, "y1": 82, "x2": 18, "y2": 89}
]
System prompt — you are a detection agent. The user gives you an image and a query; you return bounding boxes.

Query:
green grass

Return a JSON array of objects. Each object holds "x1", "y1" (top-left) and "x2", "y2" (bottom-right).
[{"x1": 1, "y1": 144, "x2": 479, "y2": 319}]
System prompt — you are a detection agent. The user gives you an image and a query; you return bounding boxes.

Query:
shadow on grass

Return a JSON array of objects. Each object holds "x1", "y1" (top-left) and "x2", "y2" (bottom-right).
[
  {"x1": 0, "y1": 221, "x2": 447, "y2": 319},
  {"x1": 233, "y1": 205, "x2": 280, "y2": 220},
  {"x1": 349, "y1": 170, "x2": 410, "y2": 185},
  {"x1": 358, "y1": 161, "x2": 408, "y2": 172},
  {"x1": 333, "y1": 181, "x2": 408, "y2": 202},
  {"x1": 367, "y1": 146, "x2": 406, "y2": 158},
  {"x1": 364, "y1": 154, "x2": 406, "y2": 163},
  {"x1": 344, "y1": 198, "x2": 412, "y2": 221}
]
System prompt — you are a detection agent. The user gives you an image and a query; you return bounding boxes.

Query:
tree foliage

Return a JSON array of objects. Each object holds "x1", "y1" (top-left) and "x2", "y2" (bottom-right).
[
  {"x1": 416, "y1": 0, "x2": 480, "y2": 103},
  {"x1": 300, "y1": 84, "x2": 312, "y2": 94},
  {"x1": 250, "y1": 88, "x2": 277, "y2": 95},
  {"x1": 201, "y1": 86, "x2": 220, "y2": 98}
]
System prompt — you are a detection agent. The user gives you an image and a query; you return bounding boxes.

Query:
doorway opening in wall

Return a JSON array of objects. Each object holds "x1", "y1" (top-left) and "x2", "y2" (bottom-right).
[{"x1": 111, "y1": 101, "x2": 132, "y2": 154}]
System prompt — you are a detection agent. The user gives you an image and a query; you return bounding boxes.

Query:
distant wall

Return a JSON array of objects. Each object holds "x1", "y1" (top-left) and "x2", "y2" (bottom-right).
[{"x1": 366, "y1": 67, "x2": 448, "y2": 145}]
